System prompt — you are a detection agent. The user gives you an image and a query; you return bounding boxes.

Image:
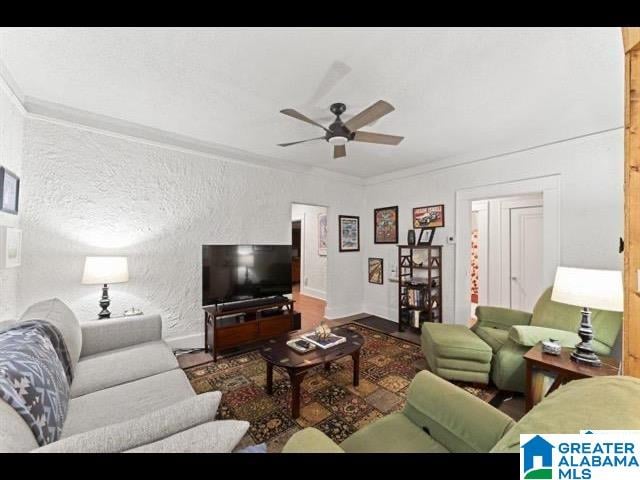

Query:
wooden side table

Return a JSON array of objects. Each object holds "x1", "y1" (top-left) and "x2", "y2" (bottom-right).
[{"x1": 524, "y1": 343, "x2": 620, "y2": 412}]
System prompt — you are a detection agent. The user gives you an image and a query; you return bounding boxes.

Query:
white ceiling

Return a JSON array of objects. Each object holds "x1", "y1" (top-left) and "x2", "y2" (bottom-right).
[{"x1": 0, "y1": 27, "x2": 624, "y2": 179}]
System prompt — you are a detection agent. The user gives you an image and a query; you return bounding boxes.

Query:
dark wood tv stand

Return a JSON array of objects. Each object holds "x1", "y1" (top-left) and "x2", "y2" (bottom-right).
[{"x1": 203, "y1": 297, "x2": 301, "y2": 361}]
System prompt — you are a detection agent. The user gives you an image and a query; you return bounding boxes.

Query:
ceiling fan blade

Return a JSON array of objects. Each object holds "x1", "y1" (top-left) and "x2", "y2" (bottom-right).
[
  {"x1": 334, "y1": 144, "x2": 346, "y2": 159},
  {"x1": 280, "y1": 108, "x2": 330, "y2": 132},
  {"x1": 277, "y1": 137, "x2": 325, "y2": 147},
  {"x1": 344, "y1": 100, "x2": 395, "y2": 132},
  {"x1": 305, "y1": 61, "x2": 352, "y2": 106},
  {"x1": 353, "y1": 131, "x2": 404, "y2": 145}
]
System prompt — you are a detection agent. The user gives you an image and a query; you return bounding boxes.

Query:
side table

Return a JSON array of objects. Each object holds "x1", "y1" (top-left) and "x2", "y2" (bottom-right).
[{"x1": 523, "y1": 343, "x2": 620, "y2": 412}]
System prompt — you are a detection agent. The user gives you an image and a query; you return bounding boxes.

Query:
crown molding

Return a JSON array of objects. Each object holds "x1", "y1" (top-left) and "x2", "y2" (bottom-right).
[
  {"x1": 22, "y1": 96, "x2": 365, "y2": 186},
  {"x1": 0, "y1": 59, "x2": 26, "y2": 114}
]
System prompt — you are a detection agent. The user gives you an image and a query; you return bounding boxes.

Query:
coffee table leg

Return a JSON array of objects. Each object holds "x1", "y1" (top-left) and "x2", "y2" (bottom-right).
[
  {"x1": 289, "y1": 370, "x2": 306, "y2": 419},
  {"x1": 352, "y1": 349, "x2": 360, "y2": 387},
  {"x1": 324, "y1": 362, "x2": 331, "y2": 371},
  {"x1": 266, "y1": 362, "x2": 273, "y2": 395}
]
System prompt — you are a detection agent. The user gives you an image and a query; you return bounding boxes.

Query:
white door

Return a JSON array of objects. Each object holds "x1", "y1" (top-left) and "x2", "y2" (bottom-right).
[{"x1": 510, "y1": 206, "x2": 544, "y2": 311}]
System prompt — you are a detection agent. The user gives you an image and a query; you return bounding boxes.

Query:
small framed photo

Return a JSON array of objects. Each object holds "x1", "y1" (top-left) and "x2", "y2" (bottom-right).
[
  {"x1": 417, "y1": 227, "x2": 435, "y2": 245},
  {"x1": 339, "y1": 215, "x2": 360, "y2": 252},
  {"x1": 374, "y1": 206, "x2": 398, "y2": 244},
  {"x1": 413, "y1": 204, "x2": 444, "y2": 229},
  {"x1": 318, "y1": 213, "x2": 328, "y2": 256},
  {"x1": 0, "y1": 227, "x2": 22, "y2": 268},
  {"x1": 0, "y1": 167, "x2": 20, "y2": 215},
  {"x1": 368, "y1": 258, "x2": 383, "y2": 285}
]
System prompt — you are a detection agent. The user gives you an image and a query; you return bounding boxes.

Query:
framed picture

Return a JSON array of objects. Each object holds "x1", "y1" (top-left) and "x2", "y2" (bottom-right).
[
  {"x1": 318, "y1": 213, "x2": 327, "y2": 256},
  {"x1": 338, "y1": 215, "x2": 360, "y2": 252},
  {"x1": 0, "y1": 227, "x2": 22, "y2": 268},
  {"x1": 413, "y1": 204, "x2": 444, "y2": 229},
  {"x1": 368, "y1": 258, "x2": 383, "y2": 284},
  {"x1": 417, "y1": 227, "x2": 435, "y2": 245},
  {"x1": 0, "y1": 167, "x2": 20, "y2": 215},
  {"x1": 374, "y1": 206, "x2": 398, "y2": 244}
]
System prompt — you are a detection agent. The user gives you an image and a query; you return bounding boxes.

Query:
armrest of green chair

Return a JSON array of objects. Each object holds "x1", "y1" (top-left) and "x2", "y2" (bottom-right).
[
  {"x1": 475, "y1": 306, "x2": 532, "y2": 330},
  {"x1": 508, "y1": 325, "x2": 580, "y2": 348},
  {"x1": 282, "y1": 428, "x2": 345, "y2": 453},
  {"x1": 402, "y1": 371, "x2": 515, "y2": 452}
]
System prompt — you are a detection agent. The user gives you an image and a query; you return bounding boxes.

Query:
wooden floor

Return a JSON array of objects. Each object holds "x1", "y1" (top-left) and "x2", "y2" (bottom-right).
[{"x1": 293, "y1": 284, "x2": 326, "y2": 331}]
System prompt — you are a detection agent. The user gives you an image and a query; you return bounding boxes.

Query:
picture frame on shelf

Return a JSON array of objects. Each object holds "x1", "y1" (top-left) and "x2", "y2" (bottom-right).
[
  {"x1": 338, "y1": 215, "x2": 360, "y2": 252},
  {"x1": 417, "y1": 227, "x2": 435, "y2": 245},
  {"x1": 318, "y1": 212, "x2": 327, "y2": 256},
  {"x1": 368, "y1": 257, "x2": 383, "y2": 284},
  {"x1": 413, "y1": 204, "x2": 444, "y2": 229},
  {"x1": 0, "y1": 167, "x2": 20, "y2": 215},
  {"x1": 0, "y1": 227, "x2": 22, "y2": 268},
  {"x1": 374, "y1": 206, "x2": 398, "y2": 244}
]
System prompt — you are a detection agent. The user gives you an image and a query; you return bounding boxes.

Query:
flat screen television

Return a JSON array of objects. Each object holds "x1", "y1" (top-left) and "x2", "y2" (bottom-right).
[{"x1": 202, "y1": 244, "x2": 292, "y2": 306}]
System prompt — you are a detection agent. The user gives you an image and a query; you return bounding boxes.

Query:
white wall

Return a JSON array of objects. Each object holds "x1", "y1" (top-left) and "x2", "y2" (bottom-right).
[
  {"x1": 362, "y1": 129, "x2": 624, "y2": 323},
  {"x1": 0, "y1": 83, "x2": 24, "y2": 321},
  {"x1": 18, "y1": 117, "x2": 364, "y2": 345},
  {"x1": 291, "y1": 203, "x2": 327, "y2": 300}
]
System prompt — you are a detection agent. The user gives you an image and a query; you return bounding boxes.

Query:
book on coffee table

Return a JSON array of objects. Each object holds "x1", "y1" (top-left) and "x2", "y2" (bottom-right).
[
  {"x1": 301, "y1": 332, "x2": 346, "y2": 349},
  {"x1": 286, "y1": 338, "x2": 317, "y2": 353}
]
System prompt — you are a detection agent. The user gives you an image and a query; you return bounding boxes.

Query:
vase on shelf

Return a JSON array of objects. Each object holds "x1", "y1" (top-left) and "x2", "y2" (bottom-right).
[{"x1": 407, "y1": 229, "x2": 416, "y2": 245}]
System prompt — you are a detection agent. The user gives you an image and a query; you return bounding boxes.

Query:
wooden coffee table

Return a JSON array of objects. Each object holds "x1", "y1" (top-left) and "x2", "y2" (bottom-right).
[
  {"x1": 259, "y1": 327, "x2": 363, "y2": 419},
  {"x1": 524, "y1": 343, "x2": 620, "y2": 412}
]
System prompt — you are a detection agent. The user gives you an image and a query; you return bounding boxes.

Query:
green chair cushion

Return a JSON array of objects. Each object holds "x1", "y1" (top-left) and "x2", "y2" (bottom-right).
[
  {"x1": 491, "y1": 375, "x2": 640, "y2": 453},
  {"x1": 531, "y1": 287, "x2": 621, "y2": 351},
  {"x1": 475, "y1": 306, "x2": 532, "y2": 330},
  {"x1": 508, "y1": 325, "x2": 581, "y2": 348},
  {"x1": 434, "y1": 357, "x2": 492, "y2": 373},
  {"x1": 491, "y1": 338, "x2": 529, "y2": 393},
  {"x1": 282, "y1": 428, "x2": 345, "y2": 453},
  {"x1": 474, "y1": 326, "x2": 509, "y2": 353},
  {"x1": 421, "y1": 323, "x2": 492, "y2": 363},
  {"x1": 340, "y1": 412, "x2": 449, "y2": 453}
]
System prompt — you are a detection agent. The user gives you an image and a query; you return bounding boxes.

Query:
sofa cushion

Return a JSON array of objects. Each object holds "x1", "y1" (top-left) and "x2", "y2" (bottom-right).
[
  {"x1": 508, "y1": 325, "x2": 581, "y2": 348},
  {"x1": 0, "y1": 399, "x2": 39, "y2": 452},
  {"x1": 34, "y1": 392, "x2": 221, "y2": 453},
  {"x1": 282, "y1": 428, "x2": 345, "y2": 453},
  {"x1": 20, "y1": 298, "x2": 82, "y2": 373},
  {"x1": 340, "y1": 412, "x2": 449, "y2": 453},
  {"x1": 490, "y1": 338, "x2": 529, "y2": 393},
  {"x1": 63, "y1": 369, "x2": 195, "y2": 437},
  {"x1": 474, "y1": 326, "x2": 509, "y2": 353},
  {"x1": 421, "y1": 323, "x2": 492, "y2": 363},
  {"x1": 70, "y1": 340, "x2": 179, "y2": 398},
  {"x1": 124, "y1": 420, "x2": 250, "y2": 453},
  {"x1": 491, "y1": 375, "x2": 640, "y2": 453},
  {"x1": 530, "y1": 287, "x2": 621, "y2": 351}
]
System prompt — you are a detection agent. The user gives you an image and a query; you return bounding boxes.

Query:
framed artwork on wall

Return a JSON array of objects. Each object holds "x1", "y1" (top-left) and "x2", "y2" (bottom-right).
[
  {"x1": 368, "y1": 257, "x2": 383, "y2": 284},
  {"x1": 0, "y1": 167, "x2": 20, "y2": 215},
  {"x1": 318, "y1": 213, "x2": 327, "y2": 256},
  {"x1": 0, "y1": 227, "x2": 22, "y2": 268},
  {"x1": 413, "y1": 204, "x2": 444, "y2": 229},
  {"x1": 338, "y1": 215, "x2": 360, "y2": 252},
  {"x1": 374, "y1": 206, "x2": 398, "y2": 244}
]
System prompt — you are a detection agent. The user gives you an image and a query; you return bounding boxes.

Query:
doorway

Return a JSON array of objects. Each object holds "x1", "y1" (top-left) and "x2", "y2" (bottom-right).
[
  {"x1": 469, "y1": 194, "x2": 544, "y2": 320},
  {"x1": 291, "y1": 203, "x2": 328, "y2": 330}
]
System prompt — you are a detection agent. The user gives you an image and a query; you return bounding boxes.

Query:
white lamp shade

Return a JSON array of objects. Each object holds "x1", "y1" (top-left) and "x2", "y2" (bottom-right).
[
  {"x1": 82, "y1": 256, "x2": 129, "y2": 285},
  {"x1": 551, "y1": 266, "x2": 623, "y2": 312}
]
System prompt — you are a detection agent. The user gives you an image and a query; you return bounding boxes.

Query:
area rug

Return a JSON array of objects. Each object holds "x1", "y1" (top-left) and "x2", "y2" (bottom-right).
[{"x1": 184, "y1": 323, "x2": 498, "y2": 452}]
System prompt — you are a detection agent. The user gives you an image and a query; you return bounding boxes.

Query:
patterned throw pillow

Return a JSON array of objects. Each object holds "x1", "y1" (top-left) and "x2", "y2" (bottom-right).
[{"x1": 0, "y1": 322, "x2": 71, "y2": 445}]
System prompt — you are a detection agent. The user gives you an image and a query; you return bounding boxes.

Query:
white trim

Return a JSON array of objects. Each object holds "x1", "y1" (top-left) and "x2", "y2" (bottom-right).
[
  {"x1": 454, "y1": 175, "x2": 560, "y2": 325},
  {"x1": 0, "y1": 61, "x2": 26, "y2": 114},
  {"x1": 299, "y1": 286, "x2": 327, "y2": 301},
  {"x1": 165, "y1": 332, "x2": 203, "y2": 350}
]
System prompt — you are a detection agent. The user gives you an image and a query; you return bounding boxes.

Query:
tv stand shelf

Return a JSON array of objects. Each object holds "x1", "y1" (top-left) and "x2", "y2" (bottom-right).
[{"x1": 203, "y1": 298, "x2": 301, "y2": 361}]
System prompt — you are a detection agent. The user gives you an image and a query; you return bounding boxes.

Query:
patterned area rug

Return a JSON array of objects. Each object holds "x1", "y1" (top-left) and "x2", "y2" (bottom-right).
[{"x1": 184, "y1": 323, "x2": 497, "y2": 452}]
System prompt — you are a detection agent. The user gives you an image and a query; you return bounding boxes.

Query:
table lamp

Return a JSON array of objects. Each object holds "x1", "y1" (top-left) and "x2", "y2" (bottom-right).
[
  {"x1": 551, "y1": 266, "x2": 623, "y2": 367},
  {"x1": 82, "y1": 256, "x2": 129, "y2": 318}
]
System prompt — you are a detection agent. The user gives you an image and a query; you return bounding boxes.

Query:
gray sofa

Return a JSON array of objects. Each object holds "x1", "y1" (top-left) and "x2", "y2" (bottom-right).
[{"x1": 0, "y1": 298, "x2": 249, "y2": 453}]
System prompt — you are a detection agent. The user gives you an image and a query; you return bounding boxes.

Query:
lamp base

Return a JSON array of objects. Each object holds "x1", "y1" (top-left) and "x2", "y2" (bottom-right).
[
  {"x1": 570, "y1": 306, "x2": 601, "y2": 367},
  {"x1": 570, "y1": 349, "x2": 602, "y2": 367},
  {"x1": 98, "y1": 283, "x2": 111, "y2": 319}
]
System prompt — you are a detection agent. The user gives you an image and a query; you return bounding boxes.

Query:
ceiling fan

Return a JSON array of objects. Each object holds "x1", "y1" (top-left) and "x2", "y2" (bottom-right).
[{"x1": 278, "y1": 100, "x2": 404, "y2": 159}]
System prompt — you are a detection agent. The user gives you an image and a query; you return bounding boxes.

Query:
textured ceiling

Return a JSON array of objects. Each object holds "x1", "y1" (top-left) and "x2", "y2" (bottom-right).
[{"x1": 0, "y1": 27, "x2": 624, "y2": 179}]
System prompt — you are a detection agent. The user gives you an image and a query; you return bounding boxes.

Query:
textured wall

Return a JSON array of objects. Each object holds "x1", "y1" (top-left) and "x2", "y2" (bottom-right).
[
  {"x1": 0, "y1": 85, "x2": 24, "y2": 321},
  {"x1": 362, "y1": 129, "x2": 624, "y2": 322},
  {"x1": 291, "y1": 203, "x2": 327, "y2": 299},
  {"x1": 19, "y1": 118, "x2": 364, "y2": 343}
]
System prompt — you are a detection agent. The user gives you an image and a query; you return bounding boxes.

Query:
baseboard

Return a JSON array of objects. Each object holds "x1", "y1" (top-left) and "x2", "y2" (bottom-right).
[
  {"x1": 324, "y1": 304, "x2": 364, "y2": 320},
  {"x1": 362, "y1": 303, "x2": 396, "y2": 322},
  {"x1": 165, "y1": 332, "x2": 203, "y2": 350},
  {"x1": 300, "y1": 286, "x2": 326, "y2": 301}
]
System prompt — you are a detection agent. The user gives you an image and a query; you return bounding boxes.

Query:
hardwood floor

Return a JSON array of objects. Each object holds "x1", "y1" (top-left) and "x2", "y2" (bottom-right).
[{"x1": 292, "y1": 283, "x2": 326, "y2": 331}]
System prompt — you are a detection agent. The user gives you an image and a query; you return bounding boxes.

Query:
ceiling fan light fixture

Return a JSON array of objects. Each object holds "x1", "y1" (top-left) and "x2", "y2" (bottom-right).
[{"x1": 328, "y1": 136, "x2": 348, "y2": 146}]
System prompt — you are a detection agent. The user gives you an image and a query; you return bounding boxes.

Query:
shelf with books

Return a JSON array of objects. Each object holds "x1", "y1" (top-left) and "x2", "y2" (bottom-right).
[{"x1": 397, "y1": 244, "x2": 443, "y2": 333}]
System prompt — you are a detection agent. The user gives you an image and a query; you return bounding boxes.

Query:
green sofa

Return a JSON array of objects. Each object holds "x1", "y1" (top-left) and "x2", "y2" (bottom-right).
[
  {"x1": 422, "y1": 287, "x2": 622, "y2": 392},
  {"x1": 282, "y1": 370, "x2": 640, "y2": 453}
]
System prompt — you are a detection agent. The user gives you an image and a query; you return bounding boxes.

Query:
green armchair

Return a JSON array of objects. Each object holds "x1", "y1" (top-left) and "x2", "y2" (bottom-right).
[
  {"x1": 421, "y1": 287, "x2": 622, "y2": 392},
  {"x1": 283, "y1": 370, "x2": 640, "y2": 453}
]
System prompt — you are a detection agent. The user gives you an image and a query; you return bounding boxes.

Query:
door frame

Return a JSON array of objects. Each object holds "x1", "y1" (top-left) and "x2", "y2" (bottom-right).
[{"x1": 454, "y1": 175, "x2": 560, "y2": 325}]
